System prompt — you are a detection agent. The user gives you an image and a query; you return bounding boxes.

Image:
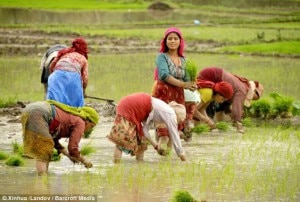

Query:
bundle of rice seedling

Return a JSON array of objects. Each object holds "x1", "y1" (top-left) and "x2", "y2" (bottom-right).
[
  {"x1": 80, "y1": 144, "x2": 96, "y2": 156},
  {"x1": 242, "y1": 117, "x2": 253, "y2": 127},
  {"x1": 216, "y1": 121, "x2": 230, "y2": 132},
  {"x1": 192, "y1": 124, "x2": 210, "y2": 134},
  {"x1": 0, "y1": 150, "x2": 9, "y2": 160},
  {"x1": 12, "y1": 141, "x2": 23, "y2": 156},
  {"x1": 172, "y1": 190, "x2": 197, "y2": 202},
  {"x1": 185, "y1": 59, "x2": 197, "y2": 82},
  {"x1": 51, "y1": 150, "x2": 61, "y2": 161},
  {"x1": 5, "y1": 155, "x2": 24, "y2": 166},
  {"x1": 157, "y1": 144, "x2": 171, "y2": 156}
]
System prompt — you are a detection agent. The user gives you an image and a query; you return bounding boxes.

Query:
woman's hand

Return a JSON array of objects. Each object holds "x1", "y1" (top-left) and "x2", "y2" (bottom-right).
[
  {"x1": 81, "y1": 157, "x2": 93, "y2": 168},
  {"x1": 60, "y1": 150, "x2": 93, "y2": 168},
  {"x1": 178, "y1": 153, "x2": 186, "y2": 161},
  {"x1": 184, "y1": 82, "x2": 197, "y2": 91},
  {"x1": 207, "y1": 119, "x2": 216, "y2": 130}
]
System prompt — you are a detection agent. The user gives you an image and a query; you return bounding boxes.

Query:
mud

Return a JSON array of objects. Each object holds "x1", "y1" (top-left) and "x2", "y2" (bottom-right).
[{"x1": 0, "y1": 27, "x2": 221, "y2": 56}]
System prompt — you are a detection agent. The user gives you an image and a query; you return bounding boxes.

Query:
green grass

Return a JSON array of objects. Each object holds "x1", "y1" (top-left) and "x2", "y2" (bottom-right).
[
  {"x1": 1, "y1": 53, "x2": 300, "y2": 102},
  {"x1": 0, "y1": 0, "x2": 299, "y2": 10},
  {"x1": 221, "y1": 41, "x2": 300, "y2": 55},
  {"x1": 0, "y1": 97, "x2": 17, "y2": 108},
  {"x1": 4, "y1": 24, "x2": 299, "y2": 44},
  {"x1": 0, "y1": 0, "x2": 149, "y2": 10}
]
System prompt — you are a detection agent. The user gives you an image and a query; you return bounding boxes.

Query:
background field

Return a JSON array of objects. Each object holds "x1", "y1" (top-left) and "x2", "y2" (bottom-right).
[
  {"x1": 0, "y1": 1, "x2": 299, "y2": 202},
  {"x1": 0, "y1": 0, "x2": 299, "y2": 103}
]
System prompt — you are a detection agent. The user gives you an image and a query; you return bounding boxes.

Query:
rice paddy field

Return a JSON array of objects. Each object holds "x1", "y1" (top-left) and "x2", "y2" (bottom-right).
[{"x1": 0, "y1": 1, "x2": 299, "y2": 201}]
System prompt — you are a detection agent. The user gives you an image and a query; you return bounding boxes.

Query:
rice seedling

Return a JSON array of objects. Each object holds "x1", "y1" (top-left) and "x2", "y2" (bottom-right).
[
  {"x1": 171, "y1": 190, "x2": 197, "y2": 202},
  {"x1": 83, "y1": 128, "x2": 93, "y2": 138},
  {"x1": 185, "y1": 59, "x2": 198, "y2": 82},
  {"x1": 80, "y1": 144, "x2": 96, "y2": 156},
  {"x1": 1, "y1": 54, "x2": 300, "y2": 102},
  {"x1": 51, "y1": 149, "x2": 61, "y2": 161},
  {"x1": 5, "y1": 155, "x2": 24, "y2": 166},
  {"x1": 192, "y1": 124, "x2": 210, "y2": 134},
  {"x1": 292, "y1": 100, "x2": 300, "y2": 116},
  {"x1": 216, "y1": 121, "x2": 230, "y2": 132},
  {"x1": 11, "y1": 141, "x2": 23, "y2": 156},
  {"x1": 241, "y1": 117, "x2": 253, "y2": 127},
  {"x1": 270, "y1": 92, "x2": 294, "y2": 118},
  {"x1": 0, "y1": 150, "x2": 9, "y2": 160},
  {"x1": 250, "y1": 98, "x2": 271, "y2": 118}
]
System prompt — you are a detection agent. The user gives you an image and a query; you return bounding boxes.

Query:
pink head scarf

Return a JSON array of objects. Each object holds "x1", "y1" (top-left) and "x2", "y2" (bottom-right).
[{"x1": 160, "y1": 27, "x2": 185, "y2": 57}]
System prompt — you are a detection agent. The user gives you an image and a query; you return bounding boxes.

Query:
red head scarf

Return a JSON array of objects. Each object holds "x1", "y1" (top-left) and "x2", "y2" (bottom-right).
[
  {"x1": 160, "y1": 27, "x2": 185, "y2": 57},
  {"x1": 197, "y1": 80, "x2": 233, "y2": 100},
  {"x1": 50, "y1": 37, "x2": 88, "y2": 71},
  {"x1": 214, "y1": 81, "x2": 234, "y2": 100}
]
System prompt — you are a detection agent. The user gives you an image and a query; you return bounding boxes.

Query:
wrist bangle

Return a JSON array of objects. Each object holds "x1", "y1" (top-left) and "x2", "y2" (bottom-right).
[{"x1": 182, "y1": 82, "x2": 186, "y2": 88}]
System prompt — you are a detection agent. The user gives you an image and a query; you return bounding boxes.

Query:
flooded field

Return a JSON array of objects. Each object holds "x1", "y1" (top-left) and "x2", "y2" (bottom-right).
[
  {"x1": 0, "y1": 4, "x2": 299, "y2": 202},
  {"x1": 0, "y1": 113, "x2": 299, "y2": 201}
]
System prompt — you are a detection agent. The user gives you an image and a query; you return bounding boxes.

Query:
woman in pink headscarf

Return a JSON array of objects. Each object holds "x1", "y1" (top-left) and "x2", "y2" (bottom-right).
[
  {"x1": 152, "y1": 27, "x2": 197, "y2": 149},
  {"x1": 47, "y1": 37, "x2": 89, "y2": 107}
]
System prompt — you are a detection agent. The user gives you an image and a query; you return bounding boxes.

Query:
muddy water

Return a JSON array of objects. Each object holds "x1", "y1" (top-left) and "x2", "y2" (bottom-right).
[{"x1": 0, "y1": 115, "x2": 299, "y2": 202}]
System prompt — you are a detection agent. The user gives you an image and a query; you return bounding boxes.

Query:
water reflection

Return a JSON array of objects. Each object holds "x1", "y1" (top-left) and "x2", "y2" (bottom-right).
[{"x1": 0, "y1": 116, "x2": 299, "y2": 201}]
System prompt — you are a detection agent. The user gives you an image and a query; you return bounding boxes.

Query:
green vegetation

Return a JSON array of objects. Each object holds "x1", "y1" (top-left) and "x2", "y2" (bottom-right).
[
  {"x1": 51, "y1": 150, "x2": 61, "y2": 161},
  {"x1": 270, "y1": 92, "x2": 294, "y2": 117},
  {"x1": 12, "y1": 141, "x2": 24, "y2": 156},
  {"x1": 0, "y1": 97, "x2": 17, "y2": 108},
  {"x1": 172, "y1": 190, "x2": 197, "y2": 202},
  {"x1": 80, "y1": 144, "x2": 96, "y2": 156},
  {"x1": 248, "y1": 92, "x2": 298, "y2": 119},
  {"x1": 192, "y1": 124, "x2": 210, "y2": 134},
  {"x1": 56, "y1": 126, "x2": 298, "y2": 201},
  {"x1": 216, "y1": 121, "x2": 230, "y2": 132},
  {"x1": 241, "y1": 117, "x2": 253, "y2": 127},
  {"x1": 185, "y1": 59, "x2": 198, "y2": 82},
  {"x1": 221, "y1": 41, "x2": 300, "y2": 56},
  {"x1": 0, "y1": 0, "x2": 149, "y2": 10},
  {"x1": 5, "y1": 155, "x2": 25, "y2": 166},
  {"x1": 292, "y1": 101, "x2": 300, "y2": 116},
  {"x1": 0, "y1": 151, "x2": 9, "y2": 160},
  {"x1": 1, "y1": 54, "x2": 300, "y2": 102},
  {"x1": 0, "y1": 1, "x2": 299, "y2": 201},
  {"x1": 250, "y1": 99, "x2": 272, "y2": 118}
]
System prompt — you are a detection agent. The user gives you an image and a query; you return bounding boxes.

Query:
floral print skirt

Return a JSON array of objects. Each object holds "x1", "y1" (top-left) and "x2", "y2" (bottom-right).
[{"x1": 107, "y1": 115, "x2": 148, "y2": 155}]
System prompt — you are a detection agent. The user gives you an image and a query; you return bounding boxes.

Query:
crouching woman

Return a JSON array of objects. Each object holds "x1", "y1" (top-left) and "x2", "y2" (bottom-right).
[
  {"x1": 21, "y1": 100, "x2": 99, "y2": 176},
  {"x1": 107, "y1": 92, "x2": 186, "y2": 163}
]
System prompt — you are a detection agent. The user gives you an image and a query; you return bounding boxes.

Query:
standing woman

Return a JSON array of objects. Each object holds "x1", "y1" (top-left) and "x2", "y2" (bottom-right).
[
  {"x1": 47, "y1": 37, "x2": 89, "y2": 107},
  {"x1": 152, "y1": 27, "x2": 197, "y2": 148},
  {"x1": 21, "y1": 100, "x2": 99, "y2": 175}
]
